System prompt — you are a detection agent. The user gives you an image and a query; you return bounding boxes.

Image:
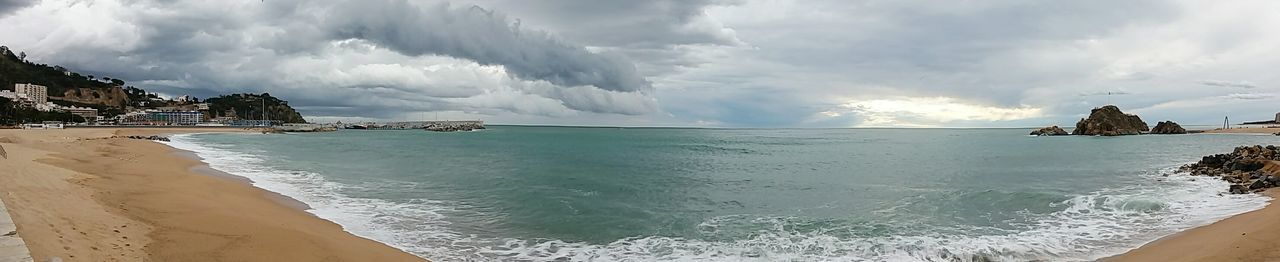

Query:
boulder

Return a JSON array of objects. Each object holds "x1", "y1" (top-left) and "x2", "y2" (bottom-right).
[
  {"x1": 1071, "y1": 105, "x2": 1149, "y2": 136},
  {"x1": 1030, "y1": 126, "x2": 1069, "y2": 136},
  {"x1": 1181, "y1": 146, "x2": 1280, "y2": 194},
  {"x1": 1150, "y1": 121, "x2": 1187, "y2": 134}
]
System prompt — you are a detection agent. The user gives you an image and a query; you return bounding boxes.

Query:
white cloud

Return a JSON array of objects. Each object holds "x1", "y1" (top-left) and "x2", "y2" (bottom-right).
[{"x1": 818, "y1": 97, "x2": 1044, "y2": 127}]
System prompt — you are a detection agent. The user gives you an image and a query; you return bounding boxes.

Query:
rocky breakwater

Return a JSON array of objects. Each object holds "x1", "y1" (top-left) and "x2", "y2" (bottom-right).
[
  {"x1": 1150, "y1": 121, "x2": 1187, "y2": 134},
  {"x1": 1072, "y1": 105, "x2": 1149, "y2": 136},
  {"x1": 424, "y1": 121, "x2": 485, "y2": 132},
  {"x1": 1030, "y1": 126, "x2": 1069, "y2": 136},
  {"x1": 1181, "y1": 145, "x2": 1280, "y2": 194},
  {"x1": 82, "y1": 135, "x2": 171, "y2": 142}
]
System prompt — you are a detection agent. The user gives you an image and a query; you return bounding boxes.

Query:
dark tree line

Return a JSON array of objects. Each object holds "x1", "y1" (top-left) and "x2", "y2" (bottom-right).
[{"x1": 0, "y1": 97, "x2": 85, "y2": 125}]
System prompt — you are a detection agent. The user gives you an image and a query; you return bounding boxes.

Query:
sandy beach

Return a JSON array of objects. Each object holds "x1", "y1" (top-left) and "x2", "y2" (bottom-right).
[
  {"x1": 1203, "y1": 127, "x2": 1280, "y2": 134},
  {"x1": 0, "y1": 128, "x2": 423, "y2": 261},
  {"x1": 1109, "y1": 190, "x2": 1280, "y2": 261},
  {"x1": 1110, "y1": 126, "x2": 1280, "y2": 261}
]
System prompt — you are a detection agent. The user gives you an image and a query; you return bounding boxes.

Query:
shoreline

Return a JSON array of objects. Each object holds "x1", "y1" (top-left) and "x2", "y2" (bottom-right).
[
  {"x1": 0, "y1": 128, "x2": 424, "y2": 261},
  {"x1": 1200, "y1": 127, "x2": 1280, "y2": 134},
  {"x1": 1108, "y1": 190, "x2": 1280, "y2": 261}
]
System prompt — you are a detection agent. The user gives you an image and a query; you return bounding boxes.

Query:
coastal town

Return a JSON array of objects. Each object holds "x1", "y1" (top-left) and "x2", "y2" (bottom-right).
[{"x1": 0, "y1": 82, "x2": 485, "y2": 132}]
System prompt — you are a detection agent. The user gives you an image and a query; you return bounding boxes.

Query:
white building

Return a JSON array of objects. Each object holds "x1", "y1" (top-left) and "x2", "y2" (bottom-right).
[
  {"x1": 64, "y1": 106, "x2": 99, "y2": 121},
  {"x1": 14, "y1": 83, "x2": 48, "y2": 104},
  {"x1": 175, "y1": 95, "x2": 196, "y2": 103},
  {"x1": 0, "y1": 90, "x2": 18, "y2": 100}
]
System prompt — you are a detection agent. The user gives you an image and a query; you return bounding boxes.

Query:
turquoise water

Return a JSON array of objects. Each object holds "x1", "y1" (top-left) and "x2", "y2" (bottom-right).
[{"x1": 166, "y1": 127, "x2": 1278, "y2": 261}]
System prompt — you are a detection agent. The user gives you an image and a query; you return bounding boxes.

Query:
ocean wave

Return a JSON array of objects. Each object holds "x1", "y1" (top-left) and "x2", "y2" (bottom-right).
[{"x1": 163, "y1": 134, "x2": 1270, "y2": 262}]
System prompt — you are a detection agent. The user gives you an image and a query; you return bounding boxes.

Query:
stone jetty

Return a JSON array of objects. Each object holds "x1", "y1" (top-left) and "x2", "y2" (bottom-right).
[
  {"x1": 424, "y1": 121, "x2": 485, "y2": 132},
  {"x1": 271, "y1": 123, "x2": 338, "y2": 133}
]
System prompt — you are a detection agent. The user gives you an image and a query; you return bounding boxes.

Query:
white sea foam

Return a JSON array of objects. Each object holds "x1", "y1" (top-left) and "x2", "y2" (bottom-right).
[{"x1": 164, "y1": 134, "x2": 1271, "y2": 262}]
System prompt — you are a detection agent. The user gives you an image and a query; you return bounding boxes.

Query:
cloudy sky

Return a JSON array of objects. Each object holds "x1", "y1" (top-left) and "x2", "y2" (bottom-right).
[{"x1": 2, "y1": 0, "x2": 1278, "y2": 127}]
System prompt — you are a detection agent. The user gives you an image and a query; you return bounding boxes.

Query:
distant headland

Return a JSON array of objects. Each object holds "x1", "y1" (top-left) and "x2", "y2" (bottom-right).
[{"x1": 0, "y1": 46, "x2": 305, "y2": 127}]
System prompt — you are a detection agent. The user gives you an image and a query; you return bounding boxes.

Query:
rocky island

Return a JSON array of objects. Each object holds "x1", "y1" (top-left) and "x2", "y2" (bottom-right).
[
  {"x1": 1030, "y1": 105, "x2": 1190, "y2": 136},
  {"x1": 1072, "y1": 105, "x2": 1149, "y2": 136},
  {"x1": 1029, "y1": 126, "x2": 1068, "y2": 136},
  {"x1": 1149, "y1": 121, "x2": 1188, "y2": 134}
]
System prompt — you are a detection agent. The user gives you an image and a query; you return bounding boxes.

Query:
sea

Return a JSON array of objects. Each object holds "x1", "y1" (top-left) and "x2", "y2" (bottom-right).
[{"x1": 162, "y1": 126, "x2": 1279, "y2": 261}]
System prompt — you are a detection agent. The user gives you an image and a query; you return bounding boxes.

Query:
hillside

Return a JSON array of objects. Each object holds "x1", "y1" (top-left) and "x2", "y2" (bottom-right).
[
  {"x1": 1, "y1": 46, "x2": 309, "y2": 124},
  {"x1": 205, "y1": 93, "x2": 307, "y2": 123},
  {"x1": 0, "y1": 46, "x2": 120, "y2": 95}
]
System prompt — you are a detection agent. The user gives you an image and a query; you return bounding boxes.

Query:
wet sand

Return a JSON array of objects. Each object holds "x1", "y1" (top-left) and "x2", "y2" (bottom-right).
[
  {"x1": 1110, "y1": 190, "x2": 1280, "y2": 261},
  {"x1": 0, "y1": 128, "x2": 423, "y2": 261}
]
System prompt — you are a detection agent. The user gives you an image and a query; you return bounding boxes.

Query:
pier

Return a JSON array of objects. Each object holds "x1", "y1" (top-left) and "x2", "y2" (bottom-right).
[{"x1": 347, "y1": 121, "x2": 485, "y2": 131}]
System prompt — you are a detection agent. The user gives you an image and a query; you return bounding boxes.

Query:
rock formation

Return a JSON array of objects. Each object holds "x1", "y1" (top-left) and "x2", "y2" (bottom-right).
[
  {"x1": 425, "y1": 122, "x2": 485, "y2": 132},
  {"x1": 1149, "y1": 121, "x2": 1187, "y2": 134},
  {"x1": 1071, "y1": 105, "x2": 1149, "y2": 136},
  {"x1": 1181, "y1": 145, "x2": 1280, "y2": 194},
  {"x1": 1030, "y1": 126, "x2": 1069, "y2": 136}
]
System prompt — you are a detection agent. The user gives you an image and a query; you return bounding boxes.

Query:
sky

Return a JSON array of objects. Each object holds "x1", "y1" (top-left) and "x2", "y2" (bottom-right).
[{"x1": 1, "y1": 0, "x2": 1278, "y2": 127}]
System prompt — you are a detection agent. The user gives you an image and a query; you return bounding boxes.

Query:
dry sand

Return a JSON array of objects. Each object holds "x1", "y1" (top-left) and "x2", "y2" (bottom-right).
[{"x1": 0, "y1": 128, "x2": 424, "y2": 262}]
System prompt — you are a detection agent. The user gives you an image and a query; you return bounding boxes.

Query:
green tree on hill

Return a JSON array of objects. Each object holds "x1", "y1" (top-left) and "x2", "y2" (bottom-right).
[{"x1": 204, "y1": 93, "x2": 308, "y2": 123}]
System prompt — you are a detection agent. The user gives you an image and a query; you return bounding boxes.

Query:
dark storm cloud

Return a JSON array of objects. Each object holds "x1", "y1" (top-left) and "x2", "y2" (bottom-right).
[
  {"x1": 3, "y1": 0, "x2": 673, "y2": 119},
  {"x1": 0, "y1": 0, "x2": 36, "y2": 17},
  {"x1": 324, "y1": 0, "x2": 651, "y2": 93},
  {"x1": 464, "y1": 0, "x2": 742, "y2": 48}
]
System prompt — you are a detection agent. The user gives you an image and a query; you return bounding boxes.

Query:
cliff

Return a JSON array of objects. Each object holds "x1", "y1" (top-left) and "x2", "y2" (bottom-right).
[
  {"x1": 204, "y1": 93, "x2": 307, "y2": 123},
  {"x1": 1072, "y1": 105, "x2": 1149, "y2": 136}
]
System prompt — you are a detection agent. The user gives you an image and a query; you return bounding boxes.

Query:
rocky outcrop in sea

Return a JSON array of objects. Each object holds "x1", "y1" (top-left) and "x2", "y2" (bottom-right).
[
  {"x1": 1181, "y1": 145, "x2": 1280, "y2": 194},
  {"x1": 1072, "y1": 105, "x2": 1149, "y2": 136},
  {"x1": 1149, "y1": 121, "x2": 1187, "y2": 134},
  {"x1": 425, "y1": 122, "x2": 486, "y2": 132},
  {"x1": 1029, "y1": 126, "x2": 1068, "y2": 136}
]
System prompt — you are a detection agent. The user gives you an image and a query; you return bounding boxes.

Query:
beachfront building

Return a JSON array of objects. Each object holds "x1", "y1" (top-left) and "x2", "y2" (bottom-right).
[
  {"x1": 64, "y1": 106, "x2": 99, "y2": 121},
  {"x1": 147, "y1": 111, "x2": 204, "y2": 125},
  {"x1": 14, "y1": 83, "x2": 47, "y2": 104},
  {"x1": 120, "y1": 110, "x2": 205, "y2": 125},
  {"x1": 1275, "y1": 112, "x2": 1279, "y2": 123}
]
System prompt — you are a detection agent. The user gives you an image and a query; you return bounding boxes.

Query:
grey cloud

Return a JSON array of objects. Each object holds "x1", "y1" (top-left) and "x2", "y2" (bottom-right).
[
  {"x1": 1077, "y1": 91, "x2": 1132, "y2": 96},
  {"x1": 8, "y1": 0, "x2": 660, "y2": 120},
  {"x1": 1223, "y1": 93, "x2": 1272, "y2": 100},
  {"x1": 0, "y1": 0, "x2": 36, "y2": 17},
  {"x1": 1201, "y1": 80, "x2": 1258, "y2": 89},
  {"x1": 463, "y1": 0, "x2": 742, "y2": 48},
  {"x1": 324, "y1": 0, "x2": 651, "y2": 93}
]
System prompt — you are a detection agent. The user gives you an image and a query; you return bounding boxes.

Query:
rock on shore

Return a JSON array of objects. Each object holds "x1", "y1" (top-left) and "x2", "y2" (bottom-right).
[
  {"x1": 1150, "y1": 121, "x2": 1188, "y2": 134},
  {"x1": 1030, "y1": 126, "x2": 1069, "y2": 136},
  {"x1": 1181, "y1": 145, "x2": 1280, "y2": 194},
  {"x1": 1072, "y1": 105, "x2": 1149, "y2": 136}
]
